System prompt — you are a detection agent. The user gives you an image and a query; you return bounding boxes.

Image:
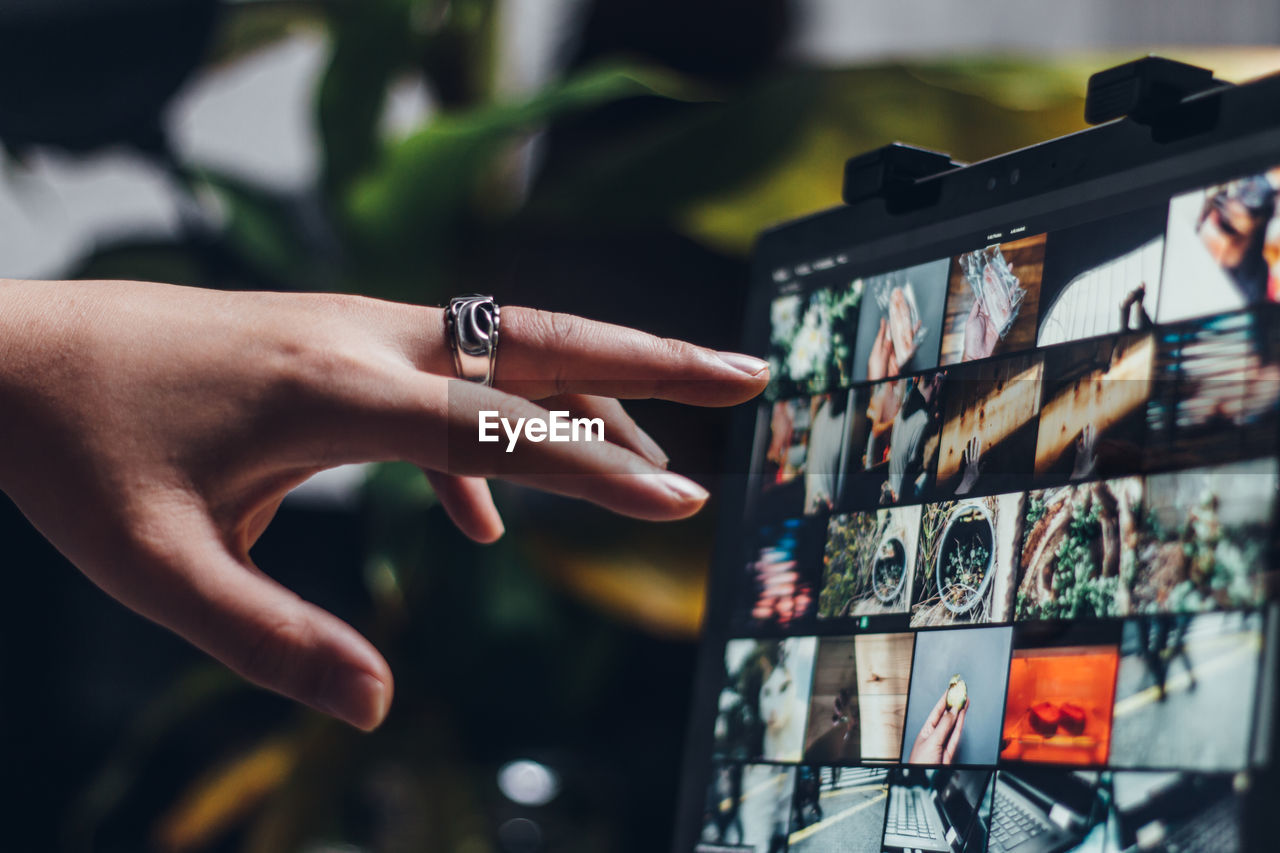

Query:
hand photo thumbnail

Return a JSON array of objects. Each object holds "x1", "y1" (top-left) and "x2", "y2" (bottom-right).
[
  {"x1": 845, "y1": 372, "x2": 945, "y2": 508},
  {"x1": 902, "y1": 626, "x2": 1012, "y2": 766},
  {"x1": 851, "y1": 259, "x2": 951, "y2": 383},
  {"x1": 1034, "y1": 333, "x2": 1153, "y2": 483},
  {"x1": 937, "y1": 354, "x2": 1043, "y2": 497},
  {"x1": 1159, "y1": 166, "x2": 1280, "y2": 323},
  {"x1": 939, "y1": 234, "x2": 1045, "y2": 365},
  {"x1": 1037, "y1": 204, "x2": 1166, "y2": 345}
]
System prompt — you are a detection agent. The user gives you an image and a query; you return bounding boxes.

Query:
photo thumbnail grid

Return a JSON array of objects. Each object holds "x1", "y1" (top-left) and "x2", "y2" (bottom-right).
[
  {"x1": 700, "y1": 163, "x2": 1280, "y2": 853},
  {"x1": 701, "y1": 611, "x2": 1274, "y2": 853}
]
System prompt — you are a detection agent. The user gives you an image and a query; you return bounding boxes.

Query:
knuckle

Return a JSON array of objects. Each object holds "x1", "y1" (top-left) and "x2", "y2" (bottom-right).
[
  {"x1": 522, "y1": 308, "x2": 585, "y2": 350},
  {"x1": 653, "y1": 334, "x2": 699, "y2": 371}
]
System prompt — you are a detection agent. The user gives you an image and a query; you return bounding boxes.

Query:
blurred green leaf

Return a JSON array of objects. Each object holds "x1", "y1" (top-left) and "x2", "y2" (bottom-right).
[
  {"x1": 196, "y1": 169, "x2": 312, "y2": 283},
  {"x1": 317, "y1": 0, "x2": 422, "y2": 194},
  {"x1": 526, "y1": 71, "x2": 820, "y2": 226},
  {"x1": 339, "y1": 62, "x2": 711, "y2": 291}
]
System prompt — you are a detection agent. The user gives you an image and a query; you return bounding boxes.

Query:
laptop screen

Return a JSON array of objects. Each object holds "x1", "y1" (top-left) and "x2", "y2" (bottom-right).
[{"x1": 680, "y1": 67, "x2": 1280, "y2": 853}]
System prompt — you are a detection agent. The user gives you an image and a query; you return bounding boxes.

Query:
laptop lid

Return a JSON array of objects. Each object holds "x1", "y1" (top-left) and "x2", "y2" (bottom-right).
[{"x1": 677, "y1": 58, "x2": 1280, "y2": 853}]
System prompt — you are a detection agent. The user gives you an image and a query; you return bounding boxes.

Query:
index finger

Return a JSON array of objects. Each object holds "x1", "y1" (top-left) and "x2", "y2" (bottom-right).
[
  {"x1": 943, "y1": 705, "x2": 967, "y2": 763},
  {"x1": 924, "y1": 690, "x2": 948, "y2": 729},
  {"x1": 395, "y1": 305, "x2": 770, "y2": 405}
]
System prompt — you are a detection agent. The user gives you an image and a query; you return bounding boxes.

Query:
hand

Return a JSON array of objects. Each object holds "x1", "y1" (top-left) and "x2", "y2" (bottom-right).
[
  {"x1": 766, "y1": 402, "x2": 795, "y2": 467},
  {"x1": 887, "y1": 288, "x2": 921, "y2": 367},
  {"x1": 868, "y1": 381, "x2": 902, "y2": 438},
  {"x1": 961, "y1": 298, "x2": 999, "y2": 362},
  {"x1": 956, "y1": 435, "x2": 982, "y2": 495},
  {"x1": 867, "y1": 317, "x2": 894, "y2": 381},
  {"x1": 1071, "y1": 423, "x2": 1099, "y2": 480},
  {"x1": 0, "y1": 279, "x2": 769, "y2": 730},
  {"x1": 907, "y1": 689, "x2": 967, "y2": 764},
  {"x1": 981, "y1": 262, "x2": 1015, "y2": 331}
]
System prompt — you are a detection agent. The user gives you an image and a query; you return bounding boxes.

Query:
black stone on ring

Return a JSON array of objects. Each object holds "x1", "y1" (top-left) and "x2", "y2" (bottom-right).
[{"x1": 445, "y1": 294, "x2": 500, "y2": 386}]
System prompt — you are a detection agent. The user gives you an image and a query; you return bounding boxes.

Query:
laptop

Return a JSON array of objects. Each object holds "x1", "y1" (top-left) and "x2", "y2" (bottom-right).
[
  {"x1": 988, "y1": 770, "x2": 1102, "y2": 853},
  {"x1": 882, "y1": 768, "x2": 992, "y2": 853},
  {"x1": 675, "y1": 57, "x2": 1280, "y2": 853}
]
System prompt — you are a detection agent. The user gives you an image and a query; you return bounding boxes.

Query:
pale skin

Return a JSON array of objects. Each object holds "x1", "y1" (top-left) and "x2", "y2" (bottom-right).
[
  {"x1": 907, "y1": 687, "x2": 967, "y2": 764},
  {"x1": 0, "y1": 279, "x2": 769, "y2": 731}
]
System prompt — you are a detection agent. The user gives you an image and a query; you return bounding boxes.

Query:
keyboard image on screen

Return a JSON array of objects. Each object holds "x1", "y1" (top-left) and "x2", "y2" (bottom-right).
[
  {"x1": 988, "y1": 787, "x2": 1052, "y2": 853},
  {"x1": 885, "y1": 789, "x2": 939, "y2": 842}
]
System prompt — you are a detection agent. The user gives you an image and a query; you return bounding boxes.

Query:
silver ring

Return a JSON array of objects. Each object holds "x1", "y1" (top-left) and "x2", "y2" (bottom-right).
[{"x1": 445, "y1": 294, "x2": 500, "y2": 386}]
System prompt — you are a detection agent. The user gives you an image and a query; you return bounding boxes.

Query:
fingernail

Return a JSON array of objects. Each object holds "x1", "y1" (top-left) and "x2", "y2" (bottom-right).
[
  {"x1": 656, "y1": 472, "x2": 709, "y2": 503},
  {"x1": 315, "y1": 667, "x2": 389, "y2": 731},
  {"x1": 716, "y1": 351, "x2": 770, "y2": 377},
  {"x1": 633, "y1": 426, "x2": 670, "y2": 468}
]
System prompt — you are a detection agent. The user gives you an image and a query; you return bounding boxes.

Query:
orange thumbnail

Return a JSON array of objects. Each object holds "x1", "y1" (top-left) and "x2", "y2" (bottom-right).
[{"x1": 1000, "y1": 645, "x2": 1119, "y2": 766}]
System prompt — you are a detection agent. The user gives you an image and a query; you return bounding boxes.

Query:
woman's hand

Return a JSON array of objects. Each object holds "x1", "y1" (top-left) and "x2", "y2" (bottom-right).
[
  {"x1": 962, "y1": 297, "x2": 1000, "y2": 362},
  {"x1": 886, "y1": 287, "x2": 920, "y2": 367},
  {"x1": 0, "y1": 279, "x2": 769, "y2": 730},
  {"x1": 906, "y1": 688, "x2": 967, "y2": 765}
]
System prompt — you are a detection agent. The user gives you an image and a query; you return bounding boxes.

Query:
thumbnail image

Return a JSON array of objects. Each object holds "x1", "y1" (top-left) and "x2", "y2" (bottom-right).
[
  {"x1": 1106, "y1": 772, "x2": 1244, "y2": 853},
  {"x1": 882, "y1": 768, "x2": 993, "y2": 853},
  {"x1": 803, "y1": 638, "x2": 863, "y2": 764},
  {"x1": 844, "y1": 373, "x2": 946, "y2": 507},
  {"x1": 938, "y1": 234, "x2": 1046, "y2": 365},
  {"x1": 1110, "y1": 612, "x2": 1263, "y2": 771},
  {"x1": 698, "y1": 762, "x2": 796, "y2": 853},
  {"x1": 1000, "y1": 623, "x2": 1121, "y2": 766},
  {"x1": 752, "y1": 394, "x2": 851, "y2": 518},
  {"x1": 789, "y1": 766, "x2": 889, "y2": 853},
  {"x1": 902, "y1": 626, "x2": 1012, "y2": 766},
  {"x1": 1037, "y1": 204, "x2": 1167, "y2": 345},
  {"x1": 733, "y1": 519, "x2": 823, "y2": 632},
  {"x1": 854, "y1": 633, "x2": 916, "y2": 761},
  {"x1": 1015, "y1": 478, "x2": 1143, "y2": 622},
  {"x1": 767, "y1": 282, "x2": 864, "y2": 400},
  {"x1": 819, "y1": 506, "x2": 922, "y2": 619},
  {"x1": 802, "y1": 634, "x2": 918, "y2": 765},
  {"x1": 715, "y1": 637, "x2": 818, "y2": 763},
  {"x1": 936, "y1": 353, "x2": 1043, "y2": 497},
  {"x1": 1158, "y1": 166, "x2": 1280, "y2": 323},
  {"x1": 1034, "y1": 333, "x2": 1153, "y2": 483},
  {"x1": 910, "y1": 494, "x2": 1021, "y2": 627},
  {"x1": 1145, "y1": 309, "x2": 1280, "y2": 472},
  {"x1": 850, "y1": 259, "x2": 951, "y2": 382},
  {"x1": 990, "y1": 769, "x2": 1108, "y2": 852},
  {"x1": 1132, "y1": 459, "x2": 1277, "y2": 613}
]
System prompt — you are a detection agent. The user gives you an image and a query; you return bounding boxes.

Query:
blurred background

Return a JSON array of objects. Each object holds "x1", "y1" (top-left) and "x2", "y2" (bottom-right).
[{"x1": 0, "y1": 1, "x2": 1278, "y2": 851}]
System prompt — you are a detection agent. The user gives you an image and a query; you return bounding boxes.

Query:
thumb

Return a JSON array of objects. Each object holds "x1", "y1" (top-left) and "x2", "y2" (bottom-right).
[{"x1": 117, "y1": 524, "x2": 393, "y2": 731}]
